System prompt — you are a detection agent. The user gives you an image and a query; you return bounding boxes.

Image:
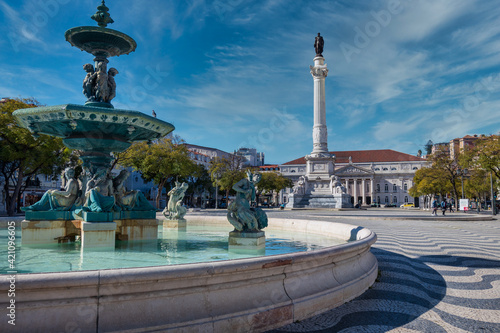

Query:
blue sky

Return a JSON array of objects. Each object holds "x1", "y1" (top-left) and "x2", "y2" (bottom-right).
[{"x1": 1, "y1": 0, "x2": 500, "y2": 164}]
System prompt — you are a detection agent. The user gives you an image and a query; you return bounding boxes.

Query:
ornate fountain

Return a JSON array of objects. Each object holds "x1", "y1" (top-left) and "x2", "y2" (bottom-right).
[
  {"x1": 13, "y1": 1, "x2": 175, "y2": 248},
  {"x1": 3, "y1": 17, "x2": 379, "y2": 332}
]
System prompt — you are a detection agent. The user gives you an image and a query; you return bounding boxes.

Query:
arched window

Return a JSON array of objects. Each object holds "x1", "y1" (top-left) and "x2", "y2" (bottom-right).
[
  {"x1": 376, "y1": 184, "x2": 380, "y2": 192},
  {"x1": 385, "y1": 196, "x2": 389, "y2": 203},
  {"x1": 403, "y1": 183, "x2": 408, "y2": 191},
  {"x1": 393, "y1": 196, "x2": 397, "y2": 203},
  {"x1": 393, "y1": 184, "x2": 397, "y2": 192},
  {"x1": 404, "y1": 196, "x2": 409, "y2": 203},
  {"x1": 374, "y1": 168, "x2": 380, "y2": 171},
  {"x1": 383, "y1": 167, "x2": 388, "y2": 171},
  {"x1": 384, "y1": 184, "x2": 388, "y2": 192},
  {"x1": 377, "y1": 196, "x2": 381, "y2": 204},
  {"x1": 413, "y1": 167, "x2": 418, "y2": 170}
]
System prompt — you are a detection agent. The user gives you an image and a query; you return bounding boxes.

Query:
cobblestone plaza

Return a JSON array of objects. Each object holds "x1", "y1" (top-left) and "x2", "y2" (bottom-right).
[{"x1": 262, "y1": 209, "x2": 499, "y2": 332}]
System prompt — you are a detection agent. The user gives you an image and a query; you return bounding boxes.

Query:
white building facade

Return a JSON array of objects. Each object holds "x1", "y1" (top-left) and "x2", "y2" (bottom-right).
[{"x1": 281, "y1": 149, "x2": 427, "y2": 207}]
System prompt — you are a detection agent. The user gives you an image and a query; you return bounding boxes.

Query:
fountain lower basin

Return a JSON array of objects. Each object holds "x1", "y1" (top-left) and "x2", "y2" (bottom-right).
[{"x1": 0, "y1": 215, "x2": 377, "y2": 332}]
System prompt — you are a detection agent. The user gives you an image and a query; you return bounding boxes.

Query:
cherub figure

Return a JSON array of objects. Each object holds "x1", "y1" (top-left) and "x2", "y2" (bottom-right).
[
  {"x1": 94, "y1": 62, "x2": 109, "y2": 103},
  {"x1": 83, "y1": 63, "x2": 95, "y2": 101},
  {"x1": 106, "y1": 68, "x2": 118, "y2": 102}
]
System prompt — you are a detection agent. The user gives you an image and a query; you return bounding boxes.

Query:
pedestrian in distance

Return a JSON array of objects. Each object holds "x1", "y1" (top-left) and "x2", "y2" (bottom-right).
[
  {"x1": 441, "y1": 200, "x2": 447, "y2": 216},
  {"x1": 432, "y1": 198, "x2": 438, "y2": 216}
]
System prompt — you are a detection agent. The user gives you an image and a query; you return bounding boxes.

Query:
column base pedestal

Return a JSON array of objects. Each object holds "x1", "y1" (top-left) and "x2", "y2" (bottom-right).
[{"x1": 228, "y1": 231, "x2": 265, "y2": 253}]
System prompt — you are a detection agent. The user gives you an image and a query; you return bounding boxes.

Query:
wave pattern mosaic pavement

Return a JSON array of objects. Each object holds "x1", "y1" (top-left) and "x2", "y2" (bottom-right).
[{"x1": 269, "y1": 215, "x2": 500, "y2": 333}]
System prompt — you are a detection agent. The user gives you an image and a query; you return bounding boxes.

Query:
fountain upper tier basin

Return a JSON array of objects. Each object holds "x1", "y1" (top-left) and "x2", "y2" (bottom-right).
[
  {"x1": 12, "y1": 104, "x2": 175, "y2": 152},
  {"x1": 65, "y1": 26, "x2": 137, "y2": 57}
]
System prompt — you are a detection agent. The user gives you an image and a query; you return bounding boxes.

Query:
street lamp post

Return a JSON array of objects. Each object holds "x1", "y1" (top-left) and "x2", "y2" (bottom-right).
[
  {"x1": 459, "y1": 168, "x2": 468, "y2": 199},
  {"x1": 214, "y1": 172, "x2": 221, "y2": 209},
  {"x1": 491, "y1": 172, "x2": 496, "y2": 216},
  {"x1": 215, "y1": 183, "x2": 218, "y2": 209}
]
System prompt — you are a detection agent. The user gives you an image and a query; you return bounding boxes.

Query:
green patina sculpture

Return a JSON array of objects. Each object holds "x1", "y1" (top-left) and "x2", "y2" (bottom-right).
[
  {"x1": 113, "y1": 170, "x2": 155, "y2": 211},
  {"x1": 22, "y1": 167, "x2": 79, "y2": 211},
  {"x1": 163, "y1": 181, "x2": 189, "y2": 220},
  {"x1": 227, "y1": 170, "x2": 268, "y2": 232}
]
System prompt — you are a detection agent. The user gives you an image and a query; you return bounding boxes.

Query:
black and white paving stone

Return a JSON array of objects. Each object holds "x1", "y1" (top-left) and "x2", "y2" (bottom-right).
[{"x1": 266, "y1": 209, "x2": 500, "y2": 333}]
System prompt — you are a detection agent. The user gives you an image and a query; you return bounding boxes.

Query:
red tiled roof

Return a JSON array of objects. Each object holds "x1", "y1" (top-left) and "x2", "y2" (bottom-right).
[{"x1": 282, "y1": 149, "x2": 425, "y2": 165}]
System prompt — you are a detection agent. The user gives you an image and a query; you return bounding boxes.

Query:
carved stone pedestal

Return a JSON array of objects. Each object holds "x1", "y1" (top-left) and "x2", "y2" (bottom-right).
[
  {"x1": 115, "y1": 219, "x2": 159, "y2": 241},
  {"x1": 22, "y1": 220, "x2": 67, "y2": 245},
  {"x1": 163, "y1": 218, "x2": 187, "y2": 230},
  {"x1": 81, "y1": 221, "x2": 116, "y2": 249},
  {"x1": 228, "y1": 231, "x2": 265, "y2": 253}
]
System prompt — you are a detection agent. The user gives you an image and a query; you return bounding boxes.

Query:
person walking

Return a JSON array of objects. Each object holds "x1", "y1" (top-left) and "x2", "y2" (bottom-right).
[
  {"x1": 441, "y1": 200, "x2": 447, "y2": 216},
  {"x1": 432, "y1": 198, "x2": 438, "y2": 216}
]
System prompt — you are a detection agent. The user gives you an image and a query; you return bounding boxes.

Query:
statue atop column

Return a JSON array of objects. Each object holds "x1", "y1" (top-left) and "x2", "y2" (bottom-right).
[{"x1": 314, "y1": 33, "x2": 324, "y2": 57}]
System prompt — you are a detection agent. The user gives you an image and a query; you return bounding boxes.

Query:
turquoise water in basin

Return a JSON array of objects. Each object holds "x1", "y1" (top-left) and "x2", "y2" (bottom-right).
[{"x1": 0, "y1": 225, "x2": 346, "y2": 274}]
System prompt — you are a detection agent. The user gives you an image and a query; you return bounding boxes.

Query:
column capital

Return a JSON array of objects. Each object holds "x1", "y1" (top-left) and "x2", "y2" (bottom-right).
[{"x1": 310, "y1": 65, "x2": 328, "y2": 78}]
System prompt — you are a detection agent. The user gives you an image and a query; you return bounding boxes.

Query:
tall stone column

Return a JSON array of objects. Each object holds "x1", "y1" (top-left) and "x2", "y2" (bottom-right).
[
  {"x1": 304, "y1": 37, "x2": 334, "y2": 182},
  {"x1": 310, "y1": 57, "x2": 329, "y2": 157}
]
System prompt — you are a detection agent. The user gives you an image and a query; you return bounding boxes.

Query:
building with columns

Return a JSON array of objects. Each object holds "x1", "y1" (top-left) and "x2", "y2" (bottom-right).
[{"x1": 281, "y1": 149, "x2": 427, "y2": 207}]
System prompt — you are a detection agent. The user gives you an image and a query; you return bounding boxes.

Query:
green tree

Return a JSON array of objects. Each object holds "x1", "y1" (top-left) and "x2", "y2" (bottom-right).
[
  {"x1": 464, "y1": 169, "x2": 490, "y2": 201},
  {"x1": 0, "y1": 98, "x2": 71, "y2": 216},
  {"x1": 461, "y1": 134, "x2": 499, "y2": 202},
  {"x1": 118, "y1": 135, "x2": 197, "y2": 209},
  {"x1": 208, "y1": 155, "x2": 246, "y2": 201},
  {"x1": 409, "y1": 165, "x2": 448, "y2": 199},
  {"x1": 255, "y1": 171, "x2": 293, "y2": 205},
  {"x1": 183, "y1": 164, "x2": 213, "y2": 208},
  {"x1": 427, "y1": 150, "x2": 463, "y2": 203}
]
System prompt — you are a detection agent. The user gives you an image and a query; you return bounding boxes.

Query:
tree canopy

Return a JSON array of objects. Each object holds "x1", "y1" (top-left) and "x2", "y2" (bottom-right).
[
  {"x1": 410, "y1": 135, "x2": 499, "y2": 204},
  {"x1": 117, "y1": 135, "x2": 197, "y2": 208},
  {"x1": 208, "y1": 155, "x2": 246, "y2": 200},
  {"x1": 0, "y1": 98, "x2": 70, "y2": 215},
  {"x1": 255, "y1": 171, "x2": 293, "y2": 204}
]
